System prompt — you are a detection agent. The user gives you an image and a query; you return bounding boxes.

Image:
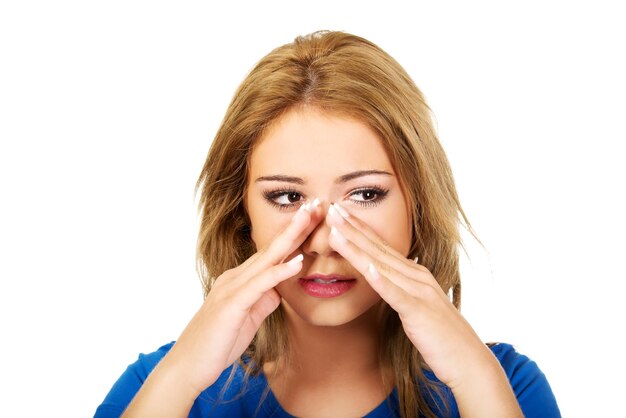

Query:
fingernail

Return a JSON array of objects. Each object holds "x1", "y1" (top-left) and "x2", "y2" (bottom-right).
[
  {"x1": 330, "y1": 226, "x2": 347, "y2": 244},
  {"x1": 328, "y1": 204, "x2": 344, "y2": 223},
  {"x1": 310, "y1": 197, "x2": 320, "y2": 209},
  {"x1": 299, "y1": 202, "x2": 311, "y2": 212},
  {"x1": 368, "y1": 263, "x2": 381, "y2": 280},
  {"x1": 413, "y1": 256, "x2": 419, "y2": 263},
  {"x1": 287, "y1": 254, "x2": 304, "y2": 266},
  {"x1": 333, "y1": 203, "x2": 350, "y2": 218}
]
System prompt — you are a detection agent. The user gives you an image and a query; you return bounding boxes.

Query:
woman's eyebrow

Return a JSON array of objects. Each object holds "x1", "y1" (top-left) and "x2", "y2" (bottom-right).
[
  {"x1": 255, "y1": 170, "x2": 392, "y2": 184},
  {"x1": 336, "y1": 170, "x2": 393, "y2": 183}
]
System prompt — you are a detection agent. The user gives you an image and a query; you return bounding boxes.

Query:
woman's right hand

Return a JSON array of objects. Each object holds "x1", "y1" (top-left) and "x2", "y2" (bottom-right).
[
  {"x1": 121, "y1": 201, "x2": 322, "y2": 418},
  {"x1": 163, "y1": 200, "x2": 322, "y2": 394}
]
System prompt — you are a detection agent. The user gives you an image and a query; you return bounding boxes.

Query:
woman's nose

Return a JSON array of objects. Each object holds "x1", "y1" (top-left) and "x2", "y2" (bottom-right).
[{"x1": 301, "y1": 202, "x2": 339, "y2": 257}]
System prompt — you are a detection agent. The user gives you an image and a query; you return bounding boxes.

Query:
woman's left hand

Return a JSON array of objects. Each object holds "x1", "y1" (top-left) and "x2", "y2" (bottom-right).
[{"x1": 326, "y1": 203, "x2": 500, "y2": 391}]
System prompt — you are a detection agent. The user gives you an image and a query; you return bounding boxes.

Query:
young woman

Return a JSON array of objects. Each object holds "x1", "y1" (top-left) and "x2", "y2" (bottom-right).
[{"x1": 95, "y1": 31, "x2": 560, "y2": 418}]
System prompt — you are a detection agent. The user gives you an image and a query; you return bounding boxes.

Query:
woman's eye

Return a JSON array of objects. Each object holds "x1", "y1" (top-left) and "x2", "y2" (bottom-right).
[
  {"x1": 349, "y1": 187, "x2": 389, "y2": 206},
  {"x1": 274, "y1": 191, "x2": 302, "y2": 205},
  {"x1": 263, "y1": 187, "x2": 388, "y2": 211},
  {"x1": 352, "y1": 190, "x2": 377, "y2": 201},
  {"x1": 263, "y1": 189, "x2": 304, "y2": 210}
]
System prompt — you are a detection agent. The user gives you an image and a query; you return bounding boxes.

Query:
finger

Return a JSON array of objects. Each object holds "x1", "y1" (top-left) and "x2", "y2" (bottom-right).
[
  {"x1": 327, "y1": 203, "x2": 406, "y2": 258},
  {"x1": 327, "y1": 203, "x2": 429, "y2": 281},
  {"x1": 217, "y1": 251, "x2": 263, "y2": 283},
  {"x1": 225, "y1": 288, "x2": 281, "y2": 365},
  {"x1": 246, "y1": 288, "x2": 282, "y2": 329},
  {"x1": 237, "y1": 199, "x2": 322, "y2": 281},
  {"x1": 326, "y1": 229, "x2": 418, "y2": 313},
  {"x1": 238, "y1": 251, "x2": 263, "y2": 271},
  {"x1": 238, "y1": 253, "x2": 304, "y2": 306},
  {"x1": 264, "y1": 198, "x2": 322, "y2": 260},
  {"x1": 328, "y1": 224, "x2": 441, "y2": 302},
  {"x1": 217, "y1": 200, "x2": 318, "y2": 284},
  {"x1": 365, "y1": 262, "x2": 421, "y2": 314}
]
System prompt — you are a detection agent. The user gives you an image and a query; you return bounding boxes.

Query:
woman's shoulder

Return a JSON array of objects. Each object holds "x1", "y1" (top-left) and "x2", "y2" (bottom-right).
[
  {"x1": 95, "y1": 342, "x2": 271, "y2": 418},
  {"x1": 487, "y1": 342, "x2": 561, "y2": 417},
  {"x1": 94, "y1": 341, "x2": 174, "y2": 418},
  {"x1": 96, "y1": 341, "x2": 560, "y2": 417},
  {"x1": 134, "y1": 340, "x2": 176, "y2": 374},
  {"x1": 488, "y1": 342, "x2": 549, "y2": 385},
  {"x1": 94, "y1": 342, "x2": 176, "y2": 417}
]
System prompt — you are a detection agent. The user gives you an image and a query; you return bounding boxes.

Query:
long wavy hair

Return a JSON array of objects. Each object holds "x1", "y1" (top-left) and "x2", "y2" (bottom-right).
[{"x1": 195, "y1": 30, "x2": 479, "y2": 418}]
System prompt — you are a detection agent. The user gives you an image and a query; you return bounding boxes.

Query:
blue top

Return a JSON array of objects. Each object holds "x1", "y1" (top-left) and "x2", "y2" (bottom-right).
[{"x1": 94, "y1": 342, "x2": 560, "y2": 417}]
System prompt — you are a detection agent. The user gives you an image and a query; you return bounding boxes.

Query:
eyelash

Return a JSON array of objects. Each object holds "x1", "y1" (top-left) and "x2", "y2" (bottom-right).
[{"x1": 262, "y1": 185, "x2": 390, "y2": 211}]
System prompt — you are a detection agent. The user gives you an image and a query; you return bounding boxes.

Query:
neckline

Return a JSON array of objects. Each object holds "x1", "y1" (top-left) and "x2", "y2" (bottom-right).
[{"x1": 258, "y1": 370, "x2": 397, "y2": 417}]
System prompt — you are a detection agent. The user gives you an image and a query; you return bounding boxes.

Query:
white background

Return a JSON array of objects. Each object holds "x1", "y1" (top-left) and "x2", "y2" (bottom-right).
[{"x1": 1, "y1": 1, "x2": 624, "y2": 417}]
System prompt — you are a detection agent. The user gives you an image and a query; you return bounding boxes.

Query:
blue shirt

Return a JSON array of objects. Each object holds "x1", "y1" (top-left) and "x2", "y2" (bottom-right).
[{"x1": 95, "y1": 342, "x2": 560, "y2": 417}]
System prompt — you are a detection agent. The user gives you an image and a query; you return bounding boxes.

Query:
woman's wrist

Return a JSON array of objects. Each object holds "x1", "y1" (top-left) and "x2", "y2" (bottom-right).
[
  {"x1": 159, "y1": 345, "x2": 223, "y2": 397},
  {"x1": 121, "y1": 353, "x2": 208, "y2": 418},
  {"x1": 449, "y1": 349, "x2": 523, "y2": 418}
]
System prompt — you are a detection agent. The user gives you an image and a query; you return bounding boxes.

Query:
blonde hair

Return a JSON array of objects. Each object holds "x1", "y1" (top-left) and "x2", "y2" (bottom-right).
[{"x1": 196, "y1": 30, "x2": 478, "y2": 418}]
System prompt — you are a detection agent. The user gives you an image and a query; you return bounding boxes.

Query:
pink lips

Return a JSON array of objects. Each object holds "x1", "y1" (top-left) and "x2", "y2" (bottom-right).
[{"x1": 298, "y1": 274, "x2": 357, "y2": 298}]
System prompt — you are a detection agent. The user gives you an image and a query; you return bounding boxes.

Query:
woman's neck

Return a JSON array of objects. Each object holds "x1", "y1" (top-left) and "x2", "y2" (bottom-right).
[
  {"x1": 273, "y1": 301, "x2": 386, "y2": 379},
  {"x1": 262, "y1": 301, "x2": 395, "y2": 416}
]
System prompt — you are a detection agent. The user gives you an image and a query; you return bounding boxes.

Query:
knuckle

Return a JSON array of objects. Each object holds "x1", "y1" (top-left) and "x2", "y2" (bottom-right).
[
  {"x1": 210, "y1": 273, "x2": 228, "y2": 290},
  {"x1": 266, "y1": 235, "x2": 289, "y2": 256},
  {"x1": 377, "y1": 262, "x2": 393, "y2": 275},
  {"x1": 372, "y1": 240, "x2": 389, "y2": 255},
  {"x1": 418, "y1": 283, "x2": 439, "y2": 301},
  {"x1": 268, "y1": 264, "x2": 286, "y2": 282}
]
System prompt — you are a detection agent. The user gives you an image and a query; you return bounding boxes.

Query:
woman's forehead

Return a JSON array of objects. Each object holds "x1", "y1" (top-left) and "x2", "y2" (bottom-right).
[{"x1": 249, "y1": 107, "x2": 394, "y2": 178}]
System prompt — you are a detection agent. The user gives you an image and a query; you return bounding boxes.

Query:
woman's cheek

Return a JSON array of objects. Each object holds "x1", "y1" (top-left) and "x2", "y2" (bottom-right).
[
  {"x1": 358, "y1": 206, "x2": 411, "y2": 255},
  {"x1": 250, "y1": 208, "x2": 292, "y2": 248},
  {"x1": 359, "y1": 212, "x2": 387, "y2": 238}
]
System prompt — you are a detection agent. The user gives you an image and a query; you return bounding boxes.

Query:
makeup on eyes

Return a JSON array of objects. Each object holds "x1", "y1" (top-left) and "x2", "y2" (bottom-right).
[{"x1": 262, "y1": 185, "x2": 390, "y2": 211}]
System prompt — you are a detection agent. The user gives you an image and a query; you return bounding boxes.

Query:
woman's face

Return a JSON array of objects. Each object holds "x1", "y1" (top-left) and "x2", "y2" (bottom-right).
[{"x1": 246, "y1": 107, "x2": 412, "y2": 326}]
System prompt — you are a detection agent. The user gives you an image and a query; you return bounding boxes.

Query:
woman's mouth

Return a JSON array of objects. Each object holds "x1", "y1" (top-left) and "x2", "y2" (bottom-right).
[{"x1": 298, "y1": 274, "x2": 357, "y2": 298}]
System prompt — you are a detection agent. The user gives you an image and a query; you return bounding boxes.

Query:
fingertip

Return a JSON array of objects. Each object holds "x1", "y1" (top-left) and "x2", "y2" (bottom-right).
[
  {"x1": 327, "y1": 204, "x2": 341, "y2": 224},
  {"x1": 308, "y1": 198, "x2": 326, "y2": 224},
  {"x1": 333, "y1": 202, "x2": 350, "y2": 218},
  {"x1": 299, "y1": 197, "x2": 320, "y2": 215},
  {"x1": 286, "y1": 253, "x2": 304, "y2": 266},
  {"x1": 368, "y1": 262, "x2": 381, "y2": 281},
  {"x1": 330, "y1": 226, "x2": 347, "y2": 244},
  {"x1": 292, "y1": 203, "x2": 313, "y2": 226}
]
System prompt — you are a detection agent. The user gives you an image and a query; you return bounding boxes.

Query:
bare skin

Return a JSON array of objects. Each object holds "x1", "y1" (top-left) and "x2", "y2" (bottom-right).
[
  {"x1": 122, "y1": 107, "x2": 523, "y2": 417},
  {"x1": 121, "y1": 204, "x2": 323, "y2": 418},
  {"x1": 246, "y1": 107, "x2": 406, "y2": 416},
  {"x1": 263, "y1": 303, "x2": 395, "y2": 417}
]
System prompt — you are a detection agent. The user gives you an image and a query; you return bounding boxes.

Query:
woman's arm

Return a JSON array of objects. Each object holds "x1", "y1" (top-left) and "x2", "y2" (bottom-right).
[
  {"x1": 120, "y1": 352, "x2": 205, "y2": 418},
  {"x1": 447, "y1": 348, "x2": 523, "y2": 418},
  {"x1": 111, "y1": 202, "x2": 324, "y2": 417},
  {"x1": 326, "y1": 203, "x2": 524, "y2": 417}
]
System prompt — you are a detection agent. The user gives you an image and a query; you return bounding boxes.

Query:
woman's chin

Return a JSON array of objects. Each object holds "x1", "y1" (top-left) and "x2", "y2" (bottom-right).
[{"x1": 280, "y1": 296, "x2": 382, "y2": 328}]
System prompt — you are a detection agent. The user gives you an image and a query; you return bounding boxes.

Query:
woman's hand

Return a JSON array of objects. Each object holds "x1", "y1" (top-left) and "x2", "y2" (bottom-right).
[
  {"x1": 326, "y1": 203, "x2": 523, "y2": 417},
  {"x1": 169, "y1": 200, "x2": 324, "y2": 393},
  {"x1": 122, "y1": 201, "x2": 323, "y2": 418}
]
